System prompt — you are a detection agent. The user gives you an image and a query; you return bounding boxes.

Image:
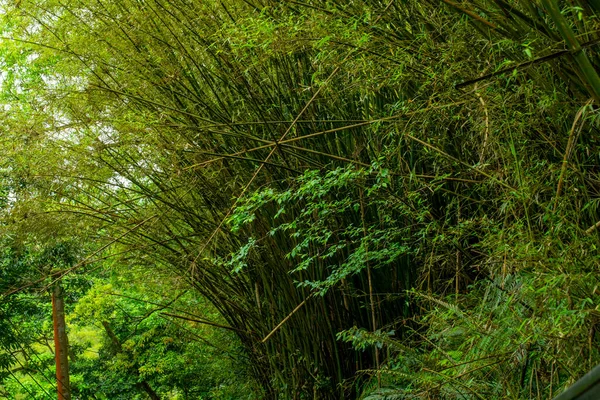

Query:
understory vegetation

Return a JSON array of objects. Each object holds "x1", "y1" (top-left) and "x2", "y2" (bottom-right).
[{"x1": 1, "y1": 0, "x2": 600, "y2": 399}]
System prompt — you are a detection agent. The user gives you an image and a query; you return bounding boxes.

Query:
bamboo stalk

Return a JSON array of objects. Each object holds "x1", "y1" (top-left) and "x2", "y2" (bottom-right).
[
  {"x1": 554, "y1": 99, "x2": 592, "y2": 211},
  {"x1": 541, "y1": 0, "x2": 600, "y2": 103}
]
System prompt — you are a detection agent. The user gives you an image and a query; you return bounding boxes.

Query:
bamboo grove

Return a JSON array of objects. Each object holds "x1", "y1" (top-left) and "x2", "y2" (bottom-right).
[{"x1": 2, "y1": 0, "x2": 600, "y2": 399}]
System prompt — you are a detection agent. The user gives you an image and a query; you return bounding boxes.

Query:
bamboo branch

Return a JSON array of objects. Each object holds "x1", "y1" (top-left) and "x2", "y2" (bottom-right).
[
  {"x1": 456, "y1": 38, "x2": 600, "y2": 89},
  {"x1": 261, "y1": 297, "x2": 309, "y2": 343}
]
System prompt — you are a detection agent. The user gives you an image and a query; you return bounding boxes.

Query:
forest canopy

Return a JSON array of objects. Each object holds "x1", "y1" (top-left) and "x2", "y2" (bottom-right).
[{"x1": 1, "y1": 0, "x2": 600, "y2": 399}]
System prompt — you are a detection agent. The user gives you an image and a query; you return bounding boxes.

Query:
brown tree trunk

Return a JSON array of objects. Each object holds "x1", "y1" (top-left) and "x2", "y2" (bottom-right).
[{"x1": 52, "y1": 283, "x2": 71, "y2": 400}]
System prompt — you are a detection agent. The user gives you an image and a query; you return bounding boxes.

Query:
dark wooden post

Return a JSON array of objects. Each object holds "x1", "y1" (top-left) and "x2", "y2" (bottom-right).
[
  {"x1": 554, "y1": 363, "x2": 600, "y2": 400},
  {"x1": 52, "y1": 283, "x2": 71, "y2": 400}
]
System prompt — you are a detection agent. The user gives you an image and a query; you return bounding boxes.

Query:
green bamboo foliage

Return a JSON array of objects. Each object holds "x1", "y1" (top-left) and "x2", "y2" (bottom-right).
[
  {"x1": 3, "y1": 1, "x2": 419, "y2": 396},
  {"x1": 3, "y1": 0, "x2": 600, "y2": 398}
]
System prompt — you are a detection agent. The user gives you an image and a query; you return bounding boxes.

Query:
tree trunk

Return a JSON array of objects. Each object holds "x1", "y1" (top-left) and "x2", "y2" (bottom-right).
[{"x1": 52, "y1": 283, "x2": 71, "y2": 400}]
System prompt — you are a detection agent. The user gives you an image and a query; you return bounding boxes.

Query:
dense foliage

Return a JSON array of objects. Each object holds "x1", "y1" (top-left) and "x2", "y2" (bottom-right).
[{"x1": 1, "y1": 0, "x2": 600, "y2": 398}]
